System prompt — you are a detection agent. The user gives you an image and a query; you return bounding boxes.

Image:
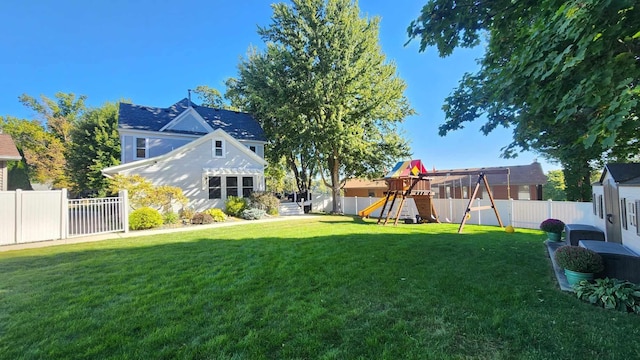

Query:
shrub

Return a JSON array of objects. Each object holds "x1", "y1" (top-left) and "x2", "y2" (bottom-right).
[
  {"x1": 163, "y1": 211, "x2": 180, "y2": 225},
  {"x1": 249, "y1": 192, "x2": 280, "y2": 215},
  {"x1": 109, "y1": 174, "x2": 188, "y2": 212},
  {"x1": 179, "y1": 207, "x2": 196, "y2": 221},
  {"x1": 204, "y1": 208, "x2": 227, "y2": 222},
  {"x1": 575, "y1": 277, "x2": 640, "y2": 314},
  {"x1": 129, "y1": 207, "x2": 163, "y2": 230},
  {"x1": 241, "y1": 208, "x2": 266, "y2": 220},
  {"x1": 225, "y1": 196, "x2": 248, "y2": 217},
  {"x1": 540, "y1": 218, "x2": 565, "y2": 233},
  {"x1": 191, "y1": 212, "x2": 214, "y2": 225},
  {"x1": 554, "y1": 245, "x2": 604, "y2": 273}
]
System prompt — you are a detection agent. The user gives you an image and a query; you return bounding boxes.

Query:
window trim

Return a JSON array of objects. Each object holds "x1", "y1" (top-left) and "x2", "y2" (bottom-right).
[
  {"x1": 135, "y1": 137, "x2": 147, "y2": 159},
  {"x1": 598, "y1": 195, "x2": 604, "y2": 219},
  {"x1": 242, "y1": 176, "x2": 254, "y2": 198},
  {"x1": 213, "y1": 139, "x2": 225, "y2": 158},
  {"x1": 621, "y1": 198, "x2": 628, "y2": 230},
  {"x1": 226, "y1": 176, "x2": 238, "y2": 198},
  {"x1": 208, "y1": 176, "x2": 222, "y2": 199}
]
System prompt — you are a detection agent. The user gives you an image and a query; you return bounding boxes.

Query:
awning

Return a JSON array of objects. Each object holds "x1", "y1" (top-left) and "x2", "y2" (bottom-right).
[{"x1": 202, "y1": 168, "x2": 264, "y2": 176}]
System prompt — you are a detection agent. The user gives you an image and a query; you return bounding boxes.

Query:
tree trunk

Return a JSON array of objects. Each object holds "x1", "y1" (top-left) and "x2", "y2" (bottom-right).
[
  {"x1": 563, "y1": 159, "x2": 592, "y2": 202},
  {"x1": 329, "y1": 151, "x2": 342, "y2": 214}
]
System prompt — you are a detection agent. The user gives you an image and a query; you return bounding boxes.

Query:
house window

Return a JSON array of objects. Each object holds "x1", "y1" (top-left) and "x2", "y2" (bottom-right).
[
  {"x1": 598, "y1": 195, "x2": 604, "y2": 219},
  {"x1": 136, "y1": 138, "x2": 147, "y2": 158},
  {"x1": 249, "y1": 145, "x2": 256, "y2": 153},
  {"x1": 368, "y1": 191, "x2": 375, "y2": 197},
  {"x1": 226, "y1": 177, "x2": 238, "y2": 197},
  {"x1": 242, "y1": 177, "x2": 254, "y2": 197},
  {"x1": 621, "y1": 198, "x2": 628, "y2": 230},
  {"x1": 213, "y1": 139, "x2": 225, "y2": 157},
  {"x1": 636, "y1": 201, "x2": 640, "y2": 236},
  {"x1": 208, "y1": 176, "x2": 221, "y2": 199},
  {"x1": 593, "y1": 193, "x2": 597, "y2": 215},
  {"x1": 631, "y1": 201, "x2": 637, "y2": 228},
  {"x1": 518, "y1": 185, "x2": 530, "y2": 200}
]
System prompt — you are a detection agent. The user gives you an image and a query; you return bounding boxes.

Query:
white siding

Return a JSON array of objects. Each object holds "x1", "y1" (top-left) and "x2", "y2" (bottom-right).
[
  {"x1": 120, "y1": 136, "x2": 264, "y2": 211},
  {"x1": 617, "y1": 186, "x2": 640, "y2": 254}
]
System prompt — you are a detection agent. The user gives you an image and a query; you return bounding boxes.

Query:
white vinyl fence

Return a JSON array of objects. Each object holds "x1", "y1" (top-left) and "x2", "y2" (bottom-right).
[
  {"x1": 311, "y1": 194, "x2": 595, "y2": 229},
  {"x1": 0, "y1": 189, "x2": 128, "y2": 246}
]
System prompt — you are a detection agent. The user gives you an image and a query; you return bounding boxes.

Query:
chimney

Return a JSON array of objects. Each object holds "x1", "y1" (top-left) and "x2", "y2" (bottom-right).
[{"x1": 187, "y1": 89, "x2": 192, "y2": 107}]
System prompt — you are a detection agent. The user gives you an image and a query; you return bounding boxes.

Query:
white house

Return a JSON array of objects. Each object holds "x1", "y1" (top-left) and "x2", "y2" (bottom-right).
[
  {"x1": 591, "y1": 163, "x2": 640, "y2": 254},
  {"x1": 102, "y1": 98, "x2": 267, "y2": 211}
]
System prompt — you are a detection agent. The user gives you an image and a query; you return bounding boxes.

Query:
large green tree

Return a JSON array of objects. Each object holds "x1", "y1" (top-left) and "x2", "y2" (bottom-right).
[
  {"x1": 0, "y1": 115, "x2": 66, "y2": 188},
  {"x1": 228, "y1": 0, "x2": 414, "y2": 212},
  {"x1": 67, "y1": 101, "x2": 121, "y2": 197},
  {"x1": 6, "y1": 92, "x2": 88, "y2": 188},
  {"x1": 408, "y1": 0, "x2": 640, "y2": 201}
]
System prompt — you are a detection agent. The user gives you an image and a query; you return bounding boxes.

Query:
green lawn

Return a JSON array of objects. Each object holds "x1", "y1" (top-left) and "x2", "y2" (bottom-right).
[{"x1": 1, "y1": 216, "x2": 639, "y2": 359}]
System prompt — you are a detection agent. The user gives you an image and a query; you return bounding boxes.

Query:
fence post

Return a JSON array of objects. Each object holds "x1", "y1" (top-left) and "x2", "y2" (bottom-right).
[
  {"x1": 14, "y1": 189, "x2": 22, "y2": 244},
  {"x1": 120, "y1": 190, "x2": 129, "y2": 233},
  {"x1": 478, "y1": 199, "x2": 482, "y2": 225},
  {"x1": 510, "y1": 198, "x2": 514, "y2": 227},
  {"x1": 61, "y1": 188, "x2": 68, "y2": 239},
  {"x1": 548, "y1": 199, "x2": 553, "y2": 219},
  {"x1": 355, "y1": 196, "x2": 358, "y2": 215},
  {"x1": 449, "y1": 197, "x2": 453, "y2": 223}
]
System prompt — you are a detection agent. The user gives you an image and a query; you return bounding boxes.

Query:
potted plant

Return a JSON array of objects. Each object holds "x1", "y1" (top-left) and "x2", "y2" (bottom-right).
[
  {"x1": 540, "y1": 218, "x2": 565, "y2": 241},
  {"x1": 554, "y1": 245, "x2": 604, "y2": 286}
]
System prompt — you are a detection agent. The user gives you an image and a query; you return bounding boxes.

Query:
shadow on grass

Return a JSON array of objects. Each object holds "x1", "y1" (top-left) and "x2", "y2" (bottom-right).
[{"x1": 0, "y1": 219, "x2": 637, "y2": 359}]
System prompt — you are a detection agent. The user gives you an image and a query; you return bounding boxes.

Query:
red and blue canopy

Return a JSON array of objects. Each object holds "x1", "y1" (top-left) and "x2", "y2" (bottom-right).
[{"x1": 385, "y1": 159, "x2": 428, "y2": 179}]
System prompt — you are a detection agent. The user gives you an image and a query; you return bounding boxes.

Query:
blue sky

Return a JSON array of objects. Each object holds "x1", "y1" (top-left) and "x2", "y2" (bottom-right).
[{"x1": 0, "y1": 0, "x2": 560, "y2": 172}]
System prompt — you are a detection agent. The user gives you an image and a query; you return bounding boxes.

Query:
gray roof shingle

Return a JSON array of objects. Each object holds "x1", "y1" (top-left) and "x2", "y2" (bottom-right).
[
  {"x1": 601, "y1": 163, "x2": 640, "y2": 185},
  {"x1": 118, "y1": 98, "x2": 266, "y2": 141}
]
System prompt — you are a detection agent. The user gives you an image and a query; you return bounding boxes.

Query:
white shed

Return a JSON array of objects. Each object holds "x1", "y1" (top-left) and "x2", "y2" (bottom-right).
[{"x1": 591, "y1": 163, "x2": 640, "y2": 254}]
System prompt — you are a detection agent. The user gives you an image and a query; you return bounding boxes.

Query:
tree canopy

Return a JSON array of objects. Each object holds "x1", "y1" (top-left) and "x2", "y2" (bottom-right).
[
  {"x1": 2, "y1": 93, "x2": 88, "y2": 188},
  {"x1": 67, "y1": 101, "x2": 121, "y2": 197},
  {"x1": 408, "y1": 0, "x2": 640, "y2": 201},
  {"x1": 228, "y1": 0, "x2": 414, "y2": 212}
]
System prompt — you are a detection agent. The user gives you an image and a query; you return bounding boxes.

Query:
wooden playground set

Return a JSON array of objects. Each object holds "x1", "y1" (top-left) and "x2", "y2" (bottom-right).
[{"x1": 357, "y1": 159, "x2": 509, "y2": 233}]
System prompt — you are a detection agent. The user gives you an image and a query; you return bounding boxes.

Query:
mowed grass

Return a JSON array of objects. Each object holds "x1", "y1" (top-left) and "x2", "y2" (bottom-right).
[{"x1": 1, "y1": 216, "x2": 639, "y2": 359}]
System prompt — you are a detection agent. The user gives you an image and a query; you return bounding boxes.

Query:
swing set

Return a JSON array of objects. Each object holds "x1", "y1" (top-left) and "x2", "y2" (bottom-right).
[
  {"x1": 426, "y1": 168, "x2": 510, "y2": 233},
  {"x1": 370, "y1": 160, "x2": 511, "y2": 233}
]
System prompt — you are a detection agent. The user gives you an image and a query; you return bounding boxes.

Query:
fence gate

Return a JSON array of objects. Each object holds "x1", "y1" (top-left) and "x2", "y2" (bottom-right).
[{"x1": 68, "y1": 195, "x2": 127, "y2": 237}]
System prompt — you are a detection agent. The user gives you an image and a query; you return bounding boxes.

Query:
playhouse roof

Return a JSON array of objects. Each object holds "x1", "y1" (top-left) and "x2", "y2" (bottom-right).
[
  {"x1": 385, "y1": 159, "x2": 427, "y2": 179},
  {"x1": 599, "y1": 163, "x2": 640, "y2": 185}
]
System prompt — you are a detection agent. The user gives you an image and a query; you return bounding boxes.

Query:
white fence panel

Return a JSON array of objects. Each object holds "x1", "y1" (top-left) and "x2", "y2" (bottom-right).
[
  {"x1": 0, "y1": 192, "x2": 17, "y2": 245},
  {"x1": 312, "y1": 194, "x2": 334, "y2": 213},
  {"x1": 328, "y1": 196, "x2": 597, "y2": 230},
  {"x1": 0, "y1": 189, "x2": 128, "y2": 246},
  {"x1": 550, "y1": 201, "x2": 594, "y2": 225},
  {"x1": 19, "y1": 190, "x2": 65, "y2": 243}
]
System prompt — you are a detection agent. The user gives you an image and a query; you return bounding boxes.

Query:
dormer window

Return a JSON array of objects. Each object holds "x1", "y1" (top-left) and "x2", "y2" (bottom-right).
[
  {"x1": 136, "y1": 138, "x2": 147, "y2": 159},
  {"x1": 213, "y1": 139, "x2": 225, "y2": 158},
  {"x1": 249, "y1": 145, "x2": 256, "y2": 153}
]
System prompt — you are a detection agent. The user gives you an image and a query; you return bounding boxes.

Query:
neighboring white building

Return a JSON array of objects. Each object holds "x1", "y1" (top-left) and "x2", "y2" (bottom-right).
[
  {"x1": 102, "y1": 98, "x2": 267, "y2": 211},
  {"x1": 0, "y1": 134, "x2": 22, "y2": 191},
  {"x1": 592, "y1": 163, "x2": 640, "y2": 254}
]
